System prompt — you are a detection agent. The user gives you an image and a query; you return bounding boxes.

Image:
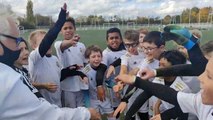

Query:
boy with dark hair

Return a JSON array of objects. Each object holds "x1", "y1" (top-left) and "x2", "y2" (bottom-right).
[
  {"x1": 54, "y1": 16, "x2": 88, "y2": 108},
  {"x1": 95, "y1": 27, "x2": 126, "y2": 119}
]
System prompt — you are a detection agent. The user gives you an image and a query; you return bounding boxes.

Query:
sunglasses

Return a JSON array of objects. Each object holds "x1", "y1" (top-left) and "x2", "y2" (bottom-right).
[{"x1": 0, "y1": 33, "x2": 24, "y2": 46}]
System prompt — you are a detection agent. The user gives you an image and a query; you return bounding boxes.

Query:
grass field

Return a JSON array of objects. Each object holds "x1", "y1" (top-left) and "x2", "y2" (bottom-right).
[{"x1": 20, "y1": 26, "x2": 213, "y2": 52}]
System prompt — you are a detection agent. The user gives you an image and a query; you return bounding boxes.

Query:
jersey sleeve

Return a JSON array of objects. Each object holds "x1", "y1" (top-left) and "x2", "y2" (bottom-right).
[
  {"x1": 102, "y1": 50, "x2": 108, "y2": 66},
  {"x1": 177, "y1": 92, "x2": 199, "y2": 116},
  {"x1": 54, "y1": 41, "x2": 63, "y2": 56},
  {"x1": 28, "y1": 48, "x2": 42, "y2": 79},
  {"x1": 120, "y1": 54, "x2": 129, "y2": 66}
]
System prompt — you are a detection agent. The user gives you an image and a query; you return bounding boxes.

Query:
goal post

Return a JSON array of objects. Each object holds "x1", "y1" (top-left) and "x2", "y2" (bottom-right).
[
  {"x1": 102, "y1": 23, "x2": 120, "y2": 29},
  {"x1": 126, "y1": 22, "x2": 136, "y2": 29}
]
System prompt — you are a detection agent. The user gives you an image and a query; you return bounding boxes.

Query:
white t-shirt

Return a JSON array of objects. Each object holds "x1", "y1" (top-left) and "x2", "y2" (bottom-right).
[
  {"x1": 0, "y1": 63, "x2": 91, "y2": 120},
  {"x1": 102, "y1": 47, "x2": 126, "y2": 82},
  {"x1": 161, "y1": 77, "x2": 192, "y2": 111},
  {"x1": 120, "y1": 52, "x2": 145, "y2": 71},
  {"x1": 54, "y1": 41, "x2": 87, "y2": 92},
  {"x1": 178, "y1": 92, "x2": 213, "y2": 120},
  {"x1": 29, "y1": 48, "x2": 61, "y2": 107},
  {"x1": 129, "y1": 58, "x2": 159, "y2": 113},
  {"x1": 102, "y1": 47, "x2": 126, "y2": 67}
]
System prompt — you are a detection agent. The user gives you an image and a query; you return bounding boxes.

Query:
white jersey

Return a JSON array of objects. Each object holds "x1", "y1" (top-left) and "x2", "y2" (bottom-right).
[
  {"x1": 0, "y1": 63, "x2": 91, "y2": 120},
  {"x1": 102, "y1": 47, "x2": 126, "y2": 80},
  {"x1": 29, "y1": 48, "x2": 61, "y2": 107},
  {"x1": 102, "y1": 47, "x2": 126, "y2": 107},
  {"x1": 178, "y1": 92, "x2": 213, "y2": 120},
  {"x1": 102, "y1": 47, "x2": 126, "y2": 66},
  {"x1": 120, "y1": 52, "x2": 145, "y2": 71},
  {"x1": 128, "y1": 58, "x2": 159, "y2": 113},
  {"x1": 181, "y1": 60, "x2": 200, "y2": 93},
  {"x1": 83, "y1": 64, "x2": 105, "y2": 100},
  {"x1": 153, "y1": 77, "x2": 197, "y2": 120},
  {"x1": 161, "y1": 77, "x2": 192, "y2": 111},
  {"x1": 14, "y1": 67, "x2": 41, "y2": 97},
  {"x1": 54, "y1": 41, "x2": 87, "y2": 92},
  {"x1": 83, "y1": 64, "x2": 113, "y2": 114}
]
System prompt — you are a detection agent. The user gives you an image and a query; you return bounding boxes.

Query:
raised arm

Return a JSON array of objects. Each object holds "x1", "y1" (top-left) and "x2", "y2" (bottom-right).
[{"x1": 39, "y1": 4, "x2": 67, "y2": 57}]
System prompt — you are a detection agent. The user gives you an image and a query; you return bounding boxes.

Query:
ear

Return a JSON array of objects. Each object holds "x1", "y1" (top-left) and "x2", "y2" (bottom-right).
[{"x1": 159, "y1": 45, "x2": 165, "y2": 51}]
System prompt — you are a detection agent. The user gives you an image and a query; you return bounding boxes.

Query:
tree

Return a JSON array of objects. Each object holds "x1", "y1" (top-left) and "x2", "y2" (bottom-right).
[{"x1": 26, "y1": 0, "x2": 35, "y2": 26}]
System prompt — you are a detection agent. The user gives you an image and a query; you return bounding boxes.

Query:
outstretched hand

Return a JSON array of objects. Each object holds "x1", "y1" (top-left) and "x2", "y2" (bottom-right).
[
  {"x1": 115, "y1": 74, "x2": 135, "y2": 85},
  {"x1": 113, "y1": 102, "x2": 127, "y2": 117},
  {"x1": 138, "y1": 67, "x2": 156, "y2": 80},
  {"x1": 106, "y1": 65, "x2": 116, "y2": 79}
]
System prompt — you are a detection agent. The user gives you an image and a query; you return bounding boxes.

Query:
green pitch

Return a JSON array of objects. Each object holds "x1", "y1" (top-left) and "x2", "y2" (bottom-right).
[{"x1": 20, "y1": 27, "x2": 213, "y2": 51}]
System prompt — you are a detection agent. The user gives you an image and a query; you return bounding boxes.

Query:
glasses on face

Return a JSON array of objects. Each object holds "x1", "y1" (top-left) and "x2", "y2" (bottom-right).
[
  {"x1": 124, "y1": 42, "x2": 139, "y2": 48},
  {"x1": 0, "y1": 33, "x2": 23, "y2": 46},
  {"x1": 142, "y1": 46, "x2": 158, "y2": 52}
]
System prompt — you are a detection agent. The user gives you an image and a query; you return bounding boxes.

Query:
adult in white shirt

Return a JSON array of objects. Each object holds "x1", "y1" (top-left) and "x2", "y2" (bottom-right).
[{"x1": 0, "y1": 3, "x2": 100, "y2": 120}]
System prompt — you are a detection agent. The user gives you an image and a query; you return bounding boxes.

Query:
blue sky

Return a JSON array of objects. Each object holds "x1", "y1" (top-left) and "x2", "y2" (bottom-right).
[{"x1": 3, "y1": 0, "x2": 213, "y2": 20}]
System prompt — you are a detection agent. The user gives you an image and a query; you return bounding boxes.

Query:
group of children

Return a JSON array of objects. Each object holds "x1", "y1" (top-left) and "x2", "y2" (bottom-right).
[{"x1": 11, "y1": 5, "x2": 213, "y2": 120}]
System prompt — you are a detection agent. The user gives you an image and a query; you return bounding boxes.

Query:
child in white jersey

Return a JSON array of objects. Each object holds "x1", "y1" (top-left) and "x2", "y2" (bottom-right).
[
  {"x1": 83, "y1": 45, "x2": 116, "y2": 120},
  {"x1": 95, "y1": 28, "x2": 126, "y2": 120},
  {"x1": 114, "y1": 30, "x2": 160, "y2": 120},
  {"x1": 152, "y1": 50, "x2": 197, "y2": 120},
  {"x1": 54, "y1": 17, "x2": 87, "y2": 108},
  {"x1": 28, "y1": 30, "x2": 62, "y2": 107},
  {"x1": 14, "y1": 39, "x2": 43, "y2": 98}
]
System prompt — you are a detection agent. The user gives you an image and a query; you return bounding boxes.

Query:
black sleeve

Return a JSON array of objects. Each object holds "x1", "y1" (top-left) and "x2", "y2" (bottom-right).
[
  {"x1": 161, "y1": 107, "x2": 188, "y2": 120},
  {"x1": 95, "y1": 63, "x2": 107, "y2": 86},
  {"x1": 134, "y1": 77, "x2": 179, "y2": 106},
  {"x1": 38, "y1": 9, "x2": 66, "y2": 57},
  {"x1": 187, "y1": 43, "x2": 207, "y2": 73},
  {"x1": 125, "y1": 92, "x2": 152, "y2": 120},
  {"x1": 156, "y1": 43, "x2": 208, "y2": 77},
  {"x1": 110, "y1": 58, "x2": 121, "y2": 67},
  {"x1": 60, "y1": 66, "x2": 87, "y2": 82},
  {"x1": 156, "y1": 64, "x2": 198, "y2": 76},
  {"x1": 121, "y1": 85, "x2": 137, "y2": 103}
]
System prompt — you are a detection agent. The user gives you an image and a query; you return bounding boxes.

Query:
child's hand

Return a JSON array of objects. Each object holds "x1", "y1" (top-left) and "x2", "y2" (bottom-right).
[
  {"x1": 73, "y1": 34, "x2": 80, "y2": 42},
  {"x1": 80, "y1": 76, "x2": 89, "y2": 84},
  {"x1": 150, "y1": 114, "x2": 162, "y2": 120},
  {"x1": 106, "y1": 65, "x2": 115, "y2": 79},
  {"x1": 44, "y1": 83, "x2": 58, "y2": 93},
  {"x1": 113, "y1": 81, "x2": 124, "y2": 92},
  {"x1": 62, "y1": 3, "x2": 67, "y2": 11},
  {"x1": 113, "y1": 102, "x2": 127, "y2": 117}
]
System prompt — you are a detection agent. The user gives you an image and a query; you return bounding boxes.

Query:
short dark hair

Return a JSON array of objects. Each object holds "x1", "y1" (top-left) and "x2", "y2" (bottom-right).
[
  {"x1": 66, "y1": 17, "x2": 76, "y2": 29},
  {"x1": 143, "y1": 31, "x2": 165, "y2": 47},
  {"x1": 159, "y1": 50, "x2": 186, "y2": 65},
  {"x1": 106, "y1": 27, "x2": 122, "y2": 40},
  {"x1": 85, "y1": 45, "x2": 102, "y2": 59},
  {"x1": 201, "y1": 41, "x2": 213, "y2": 55}
]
